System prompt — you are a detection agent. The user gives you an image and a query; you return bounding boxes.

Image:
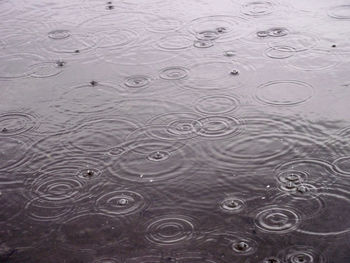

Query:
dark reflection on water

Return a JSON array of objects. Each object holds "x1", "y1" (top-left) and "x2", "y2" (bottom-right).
[{"x1": 1, "y1": 0, "x2": 350, "y2": 262}]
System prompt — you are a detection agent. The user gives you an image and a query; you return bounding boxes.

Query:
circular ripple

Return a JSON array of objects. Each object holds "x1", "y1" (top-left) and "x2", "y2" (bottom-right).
[
  {"x1": 176, "y1": 60, "x2": 253, "y2": 90},
  {"x1": 195, "y1": 116, "x2": 241, "y2": 138},
  {"x1": 195, "y1": 95, "x2": 239, "y2": 114},
  {"x1": 48, "y1": 29, "x2": 71, "y2": 40},
  {"x1": 66, "y1": 117, "x2": 140, "y2": 153},
  {"x1": 159, "y1": 66, "x2": 189, "y2": 80},
  {"x1": 193, "y1": 40, "x2": 214, "y2": 48},
  {"x1": 276, "y1": 170, "x2": 308, "y2": 185},
  {"x1": 156, "y1": 34, "x2": 193, "y2": 51},
  {"x1": 97, "y1": 29, "x2": 139, "y2": 49},
  {"x1": 333, "y1": 156, "x2": 350, "y2": 176},
  {"x1": 0, "y1": 111, "x2": 38, "y2": 136},
  {"x1": 264, "y1": 46, "x2": 296, "y2": 59},
  {"x1": 220, "y1": 197, "x2": 245, "y2": 213},
  {"x1": 146, "y1": 113, "x2": 202, "y2": 140},
  {"x1": 189, "y1": 15, "x2": 249, "y2": 42},
  {"x1": 57, "y1": 213, "x2": 124, "y2": 251},
  {"x1": 147, "y1": 17, "x2": 183, "y2": 33},
  {"x1": 297, "y1": 185, "x2": 350, "y2": 236},
  {"x1": 124, "y1": 75, "x2": 151, "y2": 88},
  {"x1": 255, "y1": 80, "x2": 314, "y2": 106},
  {"x1": 278, "y1": 246, "x2": 327, "y2": 263},
  {"x1": 242, "y1": 1, "x2": 275, "y2": 17},
  {"x1": 145, "y1": 215, "x2": 195, "y2": 246},
  {"x1": 0, "y1": 137, "x2": 30, "y2": 171},
  {"x1": 0, "y1": 53, "x2": 43, "y2": 79},
  {"x1": 269, "y1": 33, "x2": 318, "y2": 52},
  {"x1": 25, "y1": 197, "x2": 75, "y2": 223},
  {"x1": 328, "y1": 5, "x2": 350, "y2": 19},
  {"x1": 29, "y1": 61, "x2": 64, "y2": 78},
  {"x1": 108, "y1": 140, "x2": 196, "y2": 183},
  {"x1": 287, "y1": 50, "x2": 339, "y2": 71},
  {"x1": 45, "y1": 30, "x2": 97, "y2": 54},
  {"x1": 254, "y1": 206, "x2": 301, "y2": 233},
  {"x1": 195, "y1": 30, "x2": 220, "y2": 41},
  {"x1": 268, "y1": 27, "x2": 289, "y2": 37},
  {"x1": 95, "y1": 190, "x2": 146, "y2": 216},
  {"x1": 55, "y1": 82, "x2": 121, "y2": 114}
]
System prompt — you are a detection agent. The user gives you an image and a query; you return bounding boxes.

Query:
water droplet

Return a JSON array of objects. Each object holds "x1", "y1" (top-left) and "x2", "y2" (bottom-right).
[
  {"x1": 224, "y1": 50, "x2": 236, "y2": 56},
  {"x1": 230, "y1": 69, "x2": 239, "y2": 75},
  {"x1": 232, "y1": 241, "x2": 250, "y2": 253},
  {"x1": 90, "y1": 80, "x2": 98, "y2": 86},
  {"x1": 124, "y1": 75, "x2": 151, "y2": 88},
  {"x1": 147, "y1": 151, "x2": 170, "y2": 162},
  {"x1": 220, "y1": 197, "x2": 245, "y2": 213},
  {"x1": 216, "y1": 27, "x2": 228, "y2": 33},
  {"x1": 268, "y1": 27, "x2": 289, "y2": 37}
]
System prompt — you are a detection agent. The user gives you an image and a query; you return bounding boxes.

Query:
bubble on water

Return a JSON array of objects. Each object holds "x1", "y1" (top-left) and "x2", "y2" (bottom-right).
[
  {"x1": 328, "y1": 5, "x2": 350, "y2": 20},
  {"x1": 145, "y1": 215, "x2": 195, "y2": 246},
  {"x1": 159, "y1": 66, "x2": 189, "y2": 80},
  {"x1": 124, "y1": 75, "x2": 151, "y2": 88},
  {"x1": 48, "y1": 29, "x2": 71, "y2": 40},
  {"x1": 254, "y1": 206, "x2": 301, "y2": 233},
  {"x1": 95, "y1": 190, "x2": 146, "y2": 216},
  {"x1": 255, "y1": 80, "x2": 314, "y2": 106}
]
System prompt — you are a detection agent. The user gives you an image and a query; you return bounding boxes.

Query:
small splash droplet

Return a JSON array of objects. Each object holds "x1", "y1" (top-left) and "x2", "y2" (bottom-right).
[
  {"x1": 216, "y1": 27, "x2": 228, "y2": 33},
  {"x1": 232, "y1": 241, "x2": 250, "y2": 252},
  {"x1": 1, "y1": 128, "x2": 8, "y2": 133},
  {"x1": 147, "y1": 151, "x2": 170, "y2": 162},
  {"x1": 332, "y1": 44, "x2": 336, "y2": 48},
  {"x1": 56, "y1": 60, "x2": 65, "y2": 67},
  {"x1": 230, "y1": 69, "x2": 239, "y2": 75},
  {"x1": 117, "y1": 198, "x2": 128, "y2": 206},
  {"x1": 74, "y1": 49, "x2": 80, "y2": 53},
  {"x1": 90, "y1": 80, "x2": 98, "y2": 86}
]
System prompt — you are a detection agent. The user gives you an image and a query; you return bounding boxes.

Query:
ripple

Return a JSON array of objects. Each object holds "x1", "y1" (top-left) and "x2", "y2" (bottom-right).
[
  {"x1": 194, "y1": 95, "x2": 239, "y2": 114},
  {"x1": 108, "y1": 139, "x2": 196, "y2": 183},
  {"x1": 95, "y1": 190, "x2": 146, "y2": 216},
  {"x1": 57, "y1": 213, "x2": 124, "y2": 251},
  {"x1": 156, "y1": 34, "x2": 193, "y2": 51},
  {"x1": 333, "y1": 156, "x2": 350, "y2": 176},
  {"x1": 241, "y1": 1, "x2": 275, "y2": 17},
  {"x1": 255, "y1": 80, "x2": 314, "y2": 106},
  {"x1": 66, "y1": 117, "x2": 140, "y2": 153},
  {"x1": 29, "y1": 61, "x2": 65, "y2": 78},
  {"x1": 145, "y1": 215, "x2": 195, "y2": 246},
  {"x1": 0, "y1": 111, "x2": 39, "y2": 136},
  {"x1": 328, "y1": 5, "x2": 350, "y2": 19},
  {"x1": 24, "y1": 197, "x2": 76, "y2": 223},
  {"x1": 124, "y1": 75, "x2": 151, "y2": 88},
  {"x1": 195, "y1": 116, "x2": 241, "y2": 139},
  {"x1": 0, "y1": 53, "x2": 43, "y2": 79},
  {"x1": 0, "y1": 190, "x2": 24, "y2": 224},
  {"x1": 297, "y1": 185, "x2": 350, "y2": 236},
  {"x1": 147, "y1": 17, "x2": 183, "y2": 33},
  {"x1": 220, "y1": 197, "x2": 245, "y2": 213},
  {"x1": 277, "y1": 246, "x2": 327, "y2": 263},
  {"x1": 254, "y1": 206, "x2": 301, "y2": 234},
  {"x1": 176, "y1": 60, "x2": 254, "y2": 90},
  {"x1": 268, "y1": 27, "x2": 289, "y2": 37},
  {"x1": 0, "y1": 137, "x2": 30, "y2": 171},
  {"x1": 44, "y1": 28, "x2": 97, "y2": 54},
  {"x1": 276, "y1": 170, "x2": 308, "y2": 186},
  {"x1": 159, "y1": 66, "x2": 189, "y2": 80},
  {"x1": 96, "y1": 29, "x2": 139, "y2": 49},
  {"x1": 189, "y1": 15, "x2": 249, "y2": 42},
  {"x1": 54, "y1": 82, "x2": 121, "y2": 114},
  {"x1": 146, "y1": 113, "x2": 202, "y2": 140},
  {"x1": 286, "y1": 50, "x2": 339, "y2": 71},
  {"x1": 269, "y1": 33, "x2": 318, "y2": 52},
  {"x1": 93, "y1": 258, "x2": 120, "y2": 263},
  {"x1": 193, "y1": 39, "x2": 214, "y2": 48},
  {"x1": 264, "y1": 46, "x2": 296, "y2": 59},
  {"x1": 48, "y1": 29, "x2": 71, "y2": 40},
  {"x1": 195, "y1": 30, "x2": 220, "y2": 41}
]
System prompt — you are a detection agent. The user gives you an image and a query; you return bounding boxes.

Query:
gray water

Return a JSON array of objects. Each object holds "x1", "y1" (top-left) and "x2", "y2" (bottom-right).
[{"x1": 1, "y1": 0, "x2": 350, "y2": 262}]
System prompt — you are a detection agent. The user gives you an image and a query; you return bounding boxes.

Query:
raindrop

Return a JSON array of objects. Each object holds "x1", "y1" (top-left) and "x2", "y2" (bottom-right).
[
  {"x1": 147, "y1": 151, "x2": 170, "y2": 162},
  {"x1": 268, "y1": 27, "x2": 289, "y2": 37},
  {"x1": 48, "y1": 29, "x2": 71, "y2": 40},
  {"x1": 220, "y1": 197, "x2": 245, "y2": 213},
  {"x1": 195, "y1": 30, "x2": 220, "y2": 41},
  {"x1": 124, "y1": 75, "x2": 151, "y2": 88},
  {"x1": 159, "y1": 66, "x2": 189, "y2": 80}
]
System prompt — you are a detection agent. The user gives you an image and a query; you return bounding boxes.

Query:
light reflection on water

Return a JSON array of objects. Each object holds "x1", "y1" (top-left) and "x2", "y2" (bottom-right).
[{"x1": 1, "y1": 0, "x2": 350, "y2": 262}]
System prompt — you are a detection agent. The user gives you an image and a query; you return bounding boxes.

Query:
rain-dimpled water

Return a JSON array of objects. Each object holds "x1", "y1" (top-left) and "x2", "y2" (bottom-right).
[{"x1": 1, "y1": 0, "x2": 350, "y2": 262}]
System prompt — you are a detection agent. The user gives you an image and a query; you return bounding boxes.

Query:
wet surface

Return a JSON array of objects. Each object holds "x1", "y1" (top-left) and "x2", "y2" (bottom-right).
[{"x1": 1, "y1": 0, "x2": 350, "y2": 262}]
